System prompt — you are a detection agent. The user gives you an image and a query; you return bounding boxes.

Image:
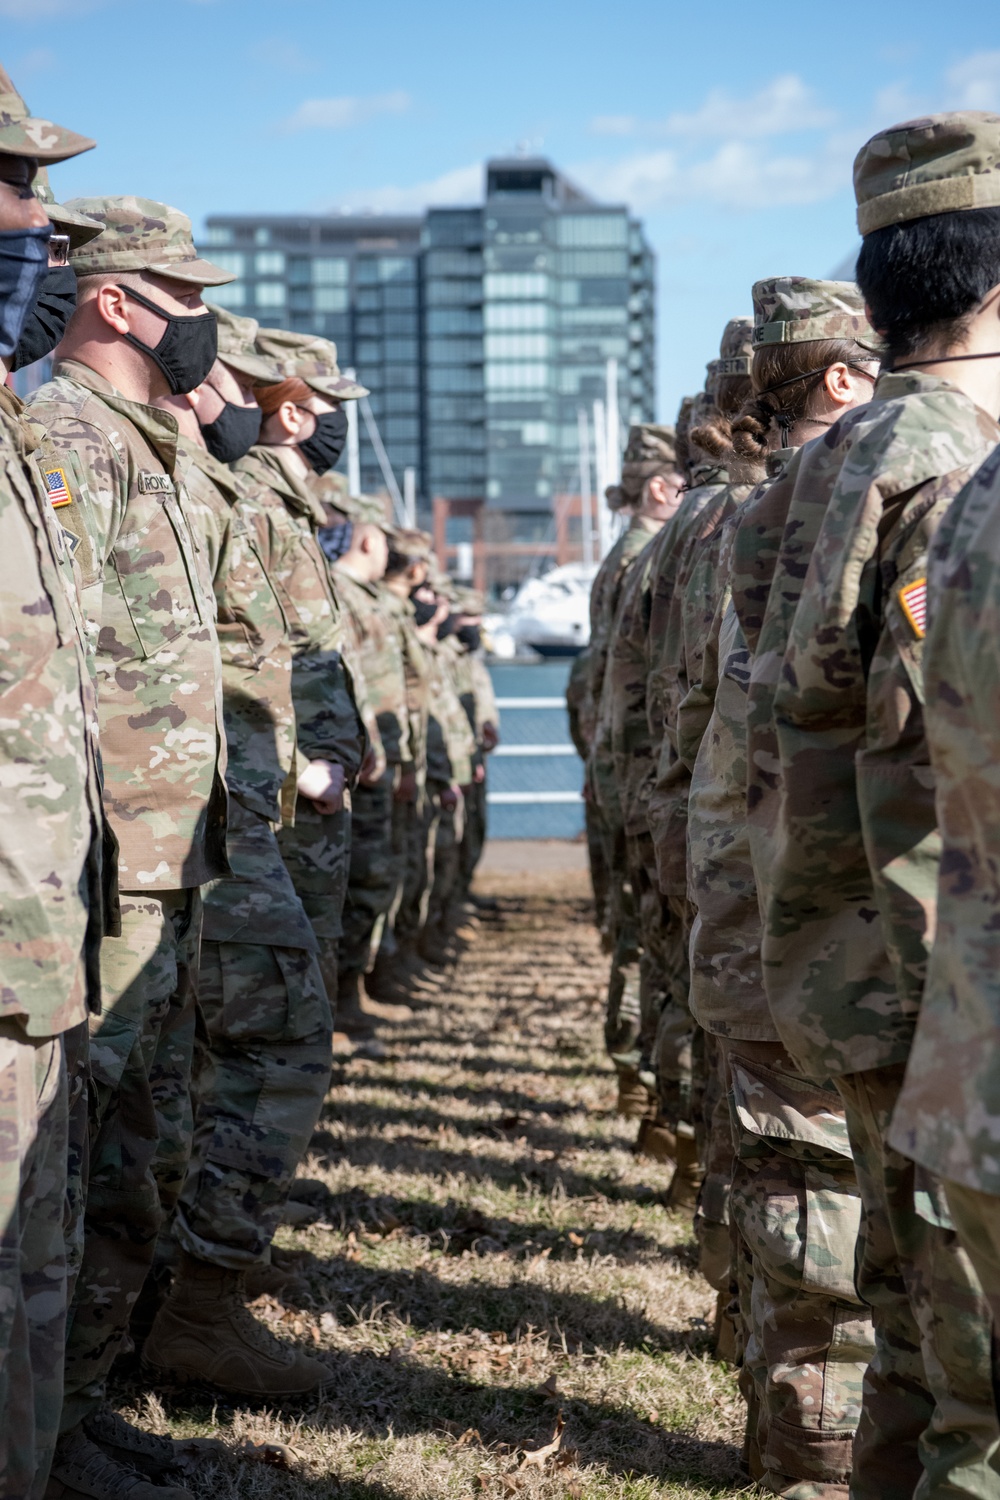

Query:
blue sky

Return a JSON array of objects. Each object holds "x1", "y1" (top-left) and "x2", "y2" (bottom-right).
[{"x1": 6, "y1": 0, "x2": 1000, "y2": 418}]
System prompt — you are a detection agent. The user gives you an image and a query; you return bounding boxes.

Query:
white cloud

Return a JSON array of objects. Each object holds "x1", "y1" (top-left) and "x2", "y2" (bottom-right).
[
  {"x1": 281, "y1": 91, "x2": 411, "y2": 133},
  {"x1": 590, "y1": 115, "x2": 638, "y2": 137},
  {"x1": 575, "y1": 133, "x2": 852, "y2": 213},
  {"x1": 15, "y1": 47, "x2": 57, "y2": 73},
  {"x1": 946, "y1": 51, "x2": 1000, "y2": 110},
  {"x1": 327, "y1": 161, "x2": 482, "y2": 216},
  {"x1": 248, "y1": 38, "x2": 316, "y2": 73}
]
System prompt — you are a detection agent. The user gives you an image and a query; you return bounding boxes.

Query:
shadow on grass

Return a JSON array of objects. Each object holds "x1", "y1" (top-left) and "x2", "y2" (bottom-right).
[{"x1": 138, "y1": 1349, "x2": 742, "y2": 1495}]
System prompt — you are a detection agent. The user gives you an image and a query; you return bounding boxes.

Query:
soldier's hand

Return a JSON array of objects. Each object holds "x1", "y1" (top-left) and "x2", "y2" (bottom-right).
[
  {"x1": 394, "y1": 769, "x2": 418, "y2": 803},
  {"x1": 440, "y1": 784, "x2": 459, "y2": 811},
  {"x1": 474, "y1": 763, "x2": 486, "y2": 784},
  {"x1": 359, "y1": 745, "x2": 385, "y2": 785},
  {"x1": 297, "y1": 758, "x2": 346, "y2": 814},
  {"x1": 481, "y1": 722, "x2": 499, "y2": 751}
]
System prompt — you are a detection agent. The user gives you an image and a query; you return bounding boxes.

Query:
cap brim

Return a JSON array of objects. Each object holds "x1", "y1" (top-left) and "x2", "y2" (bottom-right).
[
  {"x1": 0, "y1": 120, "x2": 95, "y2": 165},
  {"x1": 146, "y1": 256, "x2": 236, "y2": 287},
  {"x1": 45, "y1": 200, "x2": 103, "y2": 248},
  {"x1": 219, "y1": 349, "x2": 282, "y2": 382},
  {"x1": 304, "y1": 373, "x2": 369, "y2": 401}
]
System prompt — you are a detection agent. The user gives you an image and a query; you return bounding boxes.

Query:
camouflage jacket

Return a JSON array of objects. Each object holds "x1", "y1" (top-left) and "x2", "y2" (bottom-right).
[
  {"x1": 683, "y1": 463, "x2": 795, "y2": 1043},
  {"x1": 646, "y1": 478, "x2": 743, "y2": 896},
  {"x1": 28, "y1": 360, "x2": 228, "y2": 891},
  {"x1": 424, "y1": 638, "x2": 475, "y2": 788},
  {"x1": 332, "y1": 564, "x2": 409, "y2": 766},
  {"x1": 382, "y1": 587, "x2": 429, "y2": 781},
  {"x1": 891, "y1": 445, "x2": 1000, "y2": 1190},
  {"x1": 756, "y1": 374, "x2": 1000, "y2": 1079},
  {"x1": 234, "y1": 445, "x2": 366, "y2": 781},
  {"x1": 177, "y1": 437, "x2": 295, "y2": 825},
  {"x1": 590, "y1": 515, "x2": 663, "y2": 824},
  {"x1": 588, "y1": 515, "x2": 660, "y2": 718},
  {"x1": 468, "y1": 654, "x2": 498, "y2": 740},
  {"x1": 605, "y1": 535, "x2": 661, "y2": 835},
  {"x1": 566, "y1": 648, "x2": 594, "y2": 759},
  {"x1": 0, "y1": 388, "x2": 108, "y2": 1035}
]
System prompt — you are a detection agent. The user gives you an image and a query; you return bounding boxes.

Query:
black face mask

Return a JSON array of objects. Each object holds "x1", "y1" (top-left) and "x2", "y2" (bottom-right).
[
  {"x1": 0, "y1": 224, "x2": 51, "y2": 359},
  {"x1": 200, "y1": 401, "x2": 262, "y2": 464},
  {"x1": 410, "y1": 595, "x2": 438, "y2": 627},
  {"x1": 456, "y1": 623, "x2": 481, "y2": 652},
  {"x1": 11, "y1": 264, "x2": 77, "y2": 372},
  {"x1": 117, "y1": 284, "x2": 218, "y2": 395},
  {"x1": 298, "y1": 407, "x2": 349, "y2": 473},
  {"x1": 437, "y1": 612, "x2": 457, "y2": 641}
]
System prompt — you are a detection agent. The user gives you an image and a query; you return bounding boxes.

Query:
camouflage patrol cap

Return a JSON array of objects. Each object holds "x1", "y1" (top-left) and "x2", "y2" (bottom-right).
[
  {"x1": 705, "y1": 360, "x2": 722, "y2": 399},
  {"x1": 66, "y1": 197, "x2": 235, "y2": 286},
  {"x1": 310, "y1": 469, "x2": 350, "y2": 515},
  {"x1": 716, "y1": 316, "x2": 754, "y2": 376},
  {"x1": 253, "y1": 326, "x2": 368, "y2": 401},
  {"x1": 207, "y1": 304, "x2": 281, "y2": 382},
  {"x1": 855, "y1": 112, "x2": 1000, "y2": 235},
  {"x1": 389, "y1": 525, "x2": 433, "y2": 561},
  {"x1": 620, "y1": 422, "x2": 679, "y2": 499},
  {"x1": 343, "y1": 493, "x2": 390, "y2": 529},
  {"x1": 0, "y1": 63, "x2": 95, "y2": 164},
  {"x1": 751, "y1": 277, "x2": 876, "y2": 348},
  {"x1": 33, "y1": 167, "x2": 103, "y2": 249}
]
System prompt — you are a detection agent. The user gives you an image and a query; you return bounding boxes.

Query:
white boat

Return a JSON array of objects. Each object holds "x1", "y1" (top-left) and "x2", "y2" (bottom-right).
[{"x1": 487, "y1": 562, "x2": 598, "y2": 658}]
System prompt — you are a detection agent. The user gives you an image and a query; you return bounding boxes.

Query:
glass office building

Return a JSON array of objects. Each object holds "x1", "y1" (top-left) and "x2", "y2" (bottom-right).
[{"x1": 198, "y1": 157, "x2": 655, "y2": 552}]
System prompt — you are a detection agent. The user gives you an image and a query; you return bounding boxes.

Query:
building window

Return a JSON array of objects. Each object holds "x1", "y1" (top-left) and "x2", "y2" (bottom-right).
[
  {"x1": 313, "y1": 257, "x2": 349, "y2": 285},
  {"x1": 426, "y1": 249, "x2": 483, "y2": 276},
  {"x1": 208, "y1": 282, "x2": 246, "y2": 309},
  {"x1": 378, "y1": 256, "x2": 415, "y2": 282},
  {"x1": 204, "y1": 252, "x2": 245, "y2": 277},
  {"x1": 484, "y1": 333, "x2": 549, "y2": 360},
  {"x1": 426, "y1": 279, "x2": 482, "y2": 306},
  {"x1": 427, "y1": 308, "x2": 482, "y2": 335},
  {"x1": 484, "y1": 273, "x2": 547, "y2": 300},
  {"x1": 254, "y1": 228, "x2": 271, "y2": 246},
  {"x1": 254, "y1": 282, "x2": 286, "y2": 309},
  {"x1": 556, "y1": 215, "x2": 628, "y2": 248},
  {"x1": 383, "y1": 284, "x2": 418, "y2": 310},
  {"x1": 314, "y1": 286, "x2": 348, "y2": 313},
  {"x1": 559, "y1": 250, "x2": 628, "y2": 276},
  {"x1": 204, "y1": 225, "x2": 231, "y2": 246},
  {"x1": 384, "y1": 338, "x2": 418, "y2": 362},
  {"x1": 484, "y1": 362, "x2": 548, "y2": 390},
  {"x1": 255, "y1": 252, "x2": 285, "y2": 275},
  {"x1": 484, "y1": 303, "x2": 548, "y2": 331}
]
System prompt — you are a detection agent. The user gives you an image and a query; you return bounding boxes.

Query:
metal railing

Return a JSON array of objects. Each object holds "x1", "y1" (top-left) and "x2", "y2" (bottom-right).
[{"x1": 487, "y1": 695, "x2": 582, "y2": 808}]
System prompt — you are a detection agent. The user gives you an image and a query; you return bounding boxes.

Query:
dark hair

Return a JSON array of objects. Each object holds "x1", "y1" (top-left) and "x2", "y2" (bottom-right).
[
  {"x1": 690, "y1": 373, "x2": 753, "y2": 463},
  {"x1": 856, "y1": 206, "x2": 1000, "y2": 365},
  {"x1": 385, "y1": 546, "x2": 422, "y2": 579},
  {"x1": 731, "y1": 338, "x2": 874, "y2": 462}
]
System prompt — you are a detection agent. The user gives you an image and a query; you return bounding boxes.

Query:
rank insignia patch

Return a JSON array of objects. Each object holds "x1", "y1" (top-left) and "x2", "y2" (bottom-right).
[
  {"x1": 898, "y1": 577, "x2": 927, "y2": 639},
  {"x1": 44, "y1": 467, "x2": 72, "y2": 508}
]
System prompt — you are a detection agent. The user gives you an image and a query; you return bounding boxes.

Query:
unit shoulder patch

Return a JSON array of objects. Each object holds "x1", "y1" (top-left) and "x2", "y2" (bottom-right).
[
  {"x1": 137, "y1": 471, "x2": 176, "y2": 495},
  {"x1": 898, "y1": 576, "x2": 927, "y2": 639}
]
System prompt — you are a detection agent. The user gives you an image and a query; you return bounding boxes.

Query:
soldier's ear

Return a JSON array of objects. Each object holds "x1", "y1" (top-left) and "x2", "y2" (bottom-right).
[{"x1": 94, "y1": 282, "x2": 131, "y2": 335}]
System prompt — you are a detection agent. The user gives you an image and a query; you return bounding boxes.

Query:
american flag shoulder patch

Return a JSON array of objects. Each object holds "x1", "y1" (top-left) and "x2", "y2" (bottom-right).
[
  {"x1": 898, "y1": 576, "x2": 927, "y2": 639},
  {"x1": 44, "y1": 467, "x2": 72, "y2": 509}
]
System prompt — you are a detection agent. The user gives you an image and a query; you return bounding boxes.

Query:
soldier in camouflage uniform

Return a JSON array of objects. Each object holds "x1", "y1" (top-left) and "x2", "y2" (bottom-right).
[
  {"x1": 329, "y1": 495, "x2": 417, "y2": 1012},
  {"x1": 232, "y1": 329, "x2": 369, "y2": 1030},
  {"x1": 755, "y1": 119, "x2": 1000, "y2": 1497},
  {"x1": 452, "y1": 589, "x2": 499, "y2": 903},
  {"x1": 23, "y1": 198, "x2": 235, "y2": 1498},
  {"x1": 0, "y1": 71, "x2": 113, "y2": 1500},
  {"x1": 138, "y1": 309, "x2": 333, "y2": 1399},
  {"x1": 420, "y1": 578, "x2": 477, "y2": 965},
  {"x1": 687, "y1": 282, "x2": 880, "y2": 1494},
  {"x1": 589, "y1": 430, "x2": 679, "y2": 1115},
  {"x1": 378, "y1": 530, "x2": 435, "y2": 978}
]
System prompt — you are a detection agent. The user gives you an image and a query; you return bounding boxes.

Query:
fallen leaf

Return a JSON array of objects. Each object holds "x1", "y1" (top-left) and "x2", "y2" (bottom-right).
[
  {"x1": 455, "y1": 1427, "x2": 482, "y2": 1447},
  {"x1": 534, "y1": 1373, "x2": 560, "y2": 1398},
  {"x1": 568, "y1": 1232, "x2": 584, "y2": 1247},
  {"x1": 519, "y1": 1412, "x2": 565, "y2": 1469}
]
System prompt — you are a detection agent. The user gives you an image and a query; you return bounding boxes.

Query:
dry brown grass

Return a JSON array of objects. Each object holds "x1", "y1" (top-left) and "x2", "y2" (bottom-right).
[{"x1": 115, "y1": 859, "x2": 746, "y2": 1498}]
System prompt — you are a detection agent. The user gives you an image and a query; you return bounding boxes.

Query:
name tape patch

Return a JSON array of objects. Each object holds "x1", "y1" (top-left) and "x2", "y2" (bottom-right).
[
  {"x1": 137, "y1": 472, "x2": 175, "y2": 495},
  {"x1": 898, "y1": 577, "x2": 927, "y2": 639},
  {"x1": 44, "y1": 467, "x2": 72, "y2": 508}
]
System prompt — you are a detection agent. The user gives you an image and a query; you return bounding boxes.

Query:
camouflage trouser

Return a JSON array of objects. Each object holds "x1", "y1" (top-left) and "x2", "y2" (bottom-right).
[
  {"x1": 459, "y1": 774, "x2": 488, "y2": 896},
  {"x1": 426, "y1": 790, "x2": 466, "y2": 938},
  {"x1": 944, "y1": 1179, "x2": 1000, "y2": 1337},
  {"x1": 395, "y1": 789, "x2": 440, "y2": 950},
  {"x1": 694, "y1": 1035, "x2": 733, "y2": 1294},
  {"x1": 0, "y1": 1022, "x2": 75, "y2": 1499},
  {"x1": 170, "y1": 804, "x2": 333, "y2": 1270},
  {"x1": 584, "y1": 798, "x2": 611, "y2": 941},
  {"x1": 726, "y1": 1039, "x2": 874, "y2": 1498},
  {"x1": 377, "y1": 793, "x2": 416, "y2": 964},
  {"x1": 61, "y1": 889, "x2": 201, "y2": 1433},
  {"x1": 278, "y1": 797, "x2": 351, "y2": 944},
  {"x1": 603, "y1": 819, "x2": 641, "y2": 1073},
  {"x1": 339, "y1": 770, "x2": 396, "y2": 980},
  {"x1": 835, "y1": 1063, "x2": 999, "y2": 1500},
  {"x1": 626, "y1": 830, "x2": 671, "y2": 1083},
  {"x1": 173, "y1": 940, "x2": 332, "y2": 1270},
  {"x1": 652, "y1": 891, "x2": 694, "y2": 1128}
]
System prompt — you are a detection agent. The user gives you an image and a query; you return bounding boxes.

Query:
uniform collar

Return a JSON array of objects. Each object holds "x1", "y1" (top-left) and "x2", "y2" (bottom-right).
[{"x1": 54, "y1": 357, "x2": 179, "y2": 474}]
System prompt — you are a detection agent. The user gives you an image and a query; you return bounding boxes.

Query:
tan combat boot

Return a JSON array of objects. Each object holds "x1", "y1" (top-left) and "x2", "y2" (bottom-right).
[
  {"x1": 46, "y1": 1427, "x2": 192, "y2": 1500},
  {"x1": 143, "y1": 1253, "x2": 331, "y2": 1396},
  {"x1": 617, "y1": 1066, "x2": 654, "y2": 1119},
  {"x1": 665, "y1": 1126, "x2": 703, "y2": 1210},
  {"x1": 635, "y1": 1115, "x2": 678, "y2": 1162}
]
